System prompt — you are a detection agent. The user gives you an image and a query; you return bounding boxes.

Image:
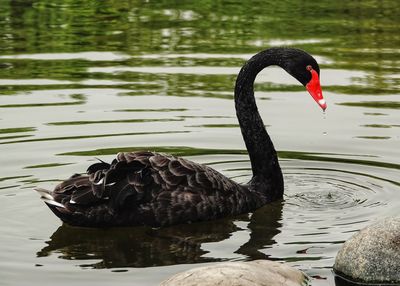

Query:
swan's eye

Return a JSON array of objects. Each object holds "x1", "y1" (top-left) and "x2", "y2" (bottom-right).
[{"x1": 306, "y1": 65, "x2": 313, "y2": 71}]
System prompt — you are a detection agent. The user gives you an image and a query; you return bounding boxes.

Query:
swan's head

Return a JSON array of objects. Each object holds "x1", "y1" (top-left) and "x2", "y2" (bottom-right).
[{"x1": 281, "y1": 49, "x2": 326, "y2": 111}]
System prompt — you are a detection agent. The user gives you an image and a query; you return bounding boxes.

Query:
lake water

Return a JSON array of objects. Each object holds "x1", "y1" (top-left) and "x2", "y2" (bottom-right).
[{"x1": 0, "y1": 1, "x2": 399, "y2": 285}]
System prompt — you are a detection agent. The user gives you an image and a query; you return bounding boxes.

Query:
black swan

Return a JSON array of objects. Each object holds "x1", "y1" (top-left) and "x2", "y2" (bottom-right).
[{"x1": 35, "y1": 47, "x2": 326, "y2": 227}]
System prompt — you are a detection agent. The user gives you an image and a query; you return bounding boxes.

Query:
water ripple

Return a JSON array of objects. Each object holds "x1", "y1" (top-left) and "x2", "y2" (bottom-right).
[
  {"x1": 285, "y1": 170, "x2": 386, "y2": 211},
  {"x1": 0, "y1": 52, "x2": 129, "y2": 61}
]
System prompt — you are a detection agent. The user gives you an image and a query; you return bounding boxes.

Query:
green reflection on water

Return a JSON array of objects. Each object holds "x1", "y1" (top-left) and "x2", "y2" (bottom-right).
[
  {"x1": 0, "y1": 135, "x2": 33, "y2": 141},
  {"x1": 356, "y1": 136, "x2": 391, "y2": 140},
  {"x1": 1, "y1": 0, "x2": 399, "y2": 96},
  {"x1": 114, "y1": 108, "x2": 188, "y2": 112},
  {"x1": 338, "y1": 101, "x2": 400, "y2": 109},
  {"x1": 24, "y1": 163, "x2": 73, "y2": 169},
  {"x1": 0, "y1": 127, "x2": 36, "y2": 134},
  {"x1": 325, "y1": 86, "x2": 399, "y2": 95},
  {"x1": 57, "y1": 146, "x2": 400, "y2": 171},
  {"x1": 363, "y1": 112, "x2": 387, "y2": 116},
  {"x1": 361, "y1": 124, "x2": 391, "y2": 128},
  {"x1": 188, "y1": 124, "x2": 239, "y2": 128},
  {"x1": 58, "y1": 146, "x2": 247, "y2": 157},
  {"x1": 0, "y1": 128, "x2": 35, "y2": 141},
  {"x1": 0, "y1": 175, "x2": 32, "y2": 182},
  {"x1": 46, "y1": 118, "x2": 183, "y2": 126},
  {"x1": 0, "y1": 101, "x2": 85, "y2": 108},
  {"x1": 0, "y1": 131, "x2": 189, "y2": 145}
]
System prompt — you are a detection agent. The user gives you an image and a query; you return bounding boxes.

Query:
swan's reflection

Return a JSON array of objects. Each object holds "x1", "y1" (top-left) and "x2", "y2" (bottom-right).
[{"x1": 37, "y1": 201, "x2": 283, "y2": 268}]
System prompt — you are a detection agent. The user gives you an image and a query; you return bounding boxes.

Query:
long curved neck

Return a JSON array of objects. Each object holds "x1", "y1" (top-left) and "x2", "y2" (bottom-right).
[{"x1": 234, "y1": 49, "x2": 284, "y2": 199}]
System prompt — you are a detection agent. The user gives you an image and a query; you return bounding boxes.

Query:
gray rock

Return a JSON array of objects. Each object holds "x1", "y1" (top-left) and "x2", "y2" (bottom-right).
[
  {"x1": 160, "y1": 260, "x2": 308, "y2": 286},
  {"x1": 334, "y1": 217, "x2": 400, "y2": 283}
]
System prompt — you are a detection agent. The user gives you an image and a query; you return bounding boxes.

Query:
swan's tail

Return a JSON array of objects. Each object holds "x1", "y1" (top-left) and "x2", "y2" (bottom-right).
[
  {"x1": 34, "y1": 188, "x2": 65, "y2": 208},
  {"x1": 34, "y1": 188, "x2": 72, "y2": 222}
]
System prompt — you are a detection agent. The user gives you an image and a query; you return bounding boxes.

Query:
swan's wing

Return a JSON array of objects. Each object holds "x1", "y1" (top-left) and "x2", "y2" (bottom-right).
[
  {"x1": 39, "y1": 151, "x2": 244, "y2": 226},
  {"x1": 117, "y1": 151, "x2": 239, "y2": 193}
]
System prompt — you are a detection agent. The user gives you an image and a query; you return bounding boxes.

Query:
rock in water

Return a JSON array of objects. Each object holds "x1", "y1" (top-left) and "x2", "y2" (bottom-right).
[
  {"x1": 334, "y1": 217, "x2": 400, "y2": 283},
  {"x1": 160, "y1": 260, "x2": 308, "y2": 286}
]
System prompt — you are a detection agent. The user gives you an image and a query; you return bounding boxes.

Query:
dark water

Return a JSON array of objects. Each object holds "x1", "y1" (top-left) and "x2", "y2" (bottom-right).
[{"x1": 0, "y1": 1, "x2": 399, "y2": 285}]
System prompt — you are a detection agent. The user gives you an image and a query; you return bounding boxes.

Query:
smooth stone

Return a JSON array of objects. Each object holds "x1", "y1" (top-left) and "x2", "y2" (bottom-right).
[
  {"x1": 160, "y1": 260, "x2": 308, "y2": 286},
  {"x1": 334, "y1": 217, "x2": 400, "y2": 283}
]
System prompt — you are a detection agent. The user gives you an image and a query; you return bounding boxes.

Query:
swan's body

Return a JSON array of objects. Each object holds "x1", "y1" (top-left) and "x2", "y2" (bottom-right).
[
  {"x1": 36, "y1": 47, "x2": 325, "y2": 227},
  {"x1": 37, "y1": 151, "x2": 264, "y2": 227}
]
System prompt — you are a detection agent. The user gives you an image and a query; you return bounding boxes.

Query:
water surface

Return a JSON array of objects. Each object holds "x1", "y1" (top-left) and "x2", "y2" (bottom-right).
[{"x1": 0, "y1": 1, "x2": 399, "y2": 285}]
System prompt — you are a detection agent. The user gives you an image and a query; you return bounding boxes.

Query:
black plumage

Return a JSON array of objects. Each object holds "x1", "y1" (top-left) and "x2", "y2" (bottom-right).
[
  {"x1": 36, "y1": 47, "x2": 324, "y2": 227},
  {"x1": 38, "y1": 151, "x2": 261, "y2": 227}
]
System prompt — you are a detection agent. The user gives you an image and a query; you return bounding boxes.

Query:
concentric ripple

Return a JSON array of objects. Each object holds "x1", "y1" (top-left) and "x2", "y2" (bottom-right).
[{"x1": 284, "y1": 168, "x2": 386, "y2": 211}]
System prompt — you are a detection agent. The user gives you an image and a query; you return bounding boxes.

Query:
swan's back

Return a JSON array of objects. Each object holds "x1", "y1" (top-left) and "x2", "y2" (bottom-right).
[{"x1": 37, "y1": 151, "x2": 263, "y2": 227}]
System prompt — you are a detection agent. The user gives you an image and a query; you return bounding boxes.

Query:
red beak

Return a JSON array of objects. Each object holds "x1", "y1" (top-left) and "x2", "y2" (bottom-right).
[{"x1": 306, "y1": 69, "x2": 326, "y2": 111}]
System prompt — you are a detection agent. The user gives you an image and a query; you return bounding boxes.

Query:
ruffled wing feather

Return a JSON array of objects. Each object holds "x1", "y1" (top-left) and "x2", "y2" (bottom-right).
[{"x1": 37, "y1": 151, "x2": 253, "y2": 227}]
